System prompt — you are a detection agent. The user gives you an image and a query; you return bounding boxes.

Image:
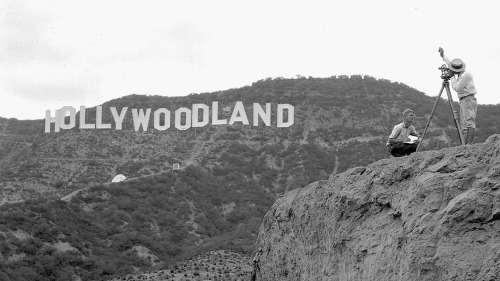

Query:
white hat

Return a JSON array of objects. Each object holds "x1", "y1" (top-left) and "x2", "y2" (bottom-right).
[{"x1": 449, "y1": 58, "x2": 466, "y2": 72}]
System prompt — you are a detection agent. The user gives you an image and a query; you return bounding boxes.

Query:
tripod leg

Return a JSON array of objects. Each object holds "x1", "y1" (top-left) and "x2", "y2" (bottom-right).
[
  {"x1": 444, "y1": 83, "x2": 465, "y2": 145},
  {"x1": 417, "y1": 84, "x2": 446, "y2": 152}
]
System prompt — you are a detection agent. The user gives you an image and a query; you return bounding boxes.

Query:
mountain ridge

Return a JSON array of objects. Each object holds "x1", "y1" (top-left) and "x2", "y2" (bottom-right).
[{"x1": 1, "y1": 74, "x2": 497, "y2": 201}]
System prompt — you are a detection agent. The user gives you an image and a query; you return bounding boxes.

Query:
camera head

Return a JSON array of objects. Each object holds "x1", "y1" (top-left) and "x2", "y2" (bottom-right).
[{"x1": 438, "y1": 64, "x2": 455, "y2": 80}]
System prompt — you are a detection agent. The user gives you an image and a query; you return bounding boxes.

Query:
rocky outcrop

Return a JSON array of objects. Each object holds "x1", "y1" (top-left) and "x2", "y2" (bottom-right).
[{"x1": 254, "y1": 135, "x2": 500, "y2": 281}]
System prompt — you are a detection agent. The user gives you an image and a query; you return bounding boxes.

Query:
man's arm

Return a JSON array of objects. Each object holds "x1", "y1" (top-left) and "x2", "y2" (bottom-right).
[
  {"x1": 410, "y1": 126, "x2": 420, "y2": 137},
  {"x1": 389, "y1": 137, "x2": 419, "y2": 144},
  {"x1": 409, "y1": 127, "x2": 421, "y2": 144},
  {"x1": 439, "y1": 47, "x2": 461, "y2": 92},
  {"x1": 388, "y1": 138, "x2": 404, "y2": 145},
  {"x1": 439, "y1": 47, "x2": 451, "y2": 65}
]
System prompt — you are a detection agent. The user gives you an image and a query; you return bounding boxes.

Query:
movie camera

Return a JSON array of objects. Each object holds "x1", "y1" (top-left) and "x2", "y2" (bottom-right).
[{"x1": 438, "y1": 64, "x2": 455, "y2": 80}]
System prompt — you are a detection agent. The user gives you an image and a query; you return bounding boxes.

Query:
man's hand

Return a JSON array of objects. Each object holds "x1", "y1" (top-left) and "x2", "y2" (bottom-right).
[{"x1": 438, "y1": 47, "x2": 444, "y2": 57}]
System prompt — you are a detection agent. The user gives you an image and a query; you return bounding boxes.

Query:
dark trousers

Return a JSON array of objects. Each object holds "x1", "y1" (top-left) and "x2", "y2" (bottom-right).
[{"x1": 388, "y1": 143, "x2": 417, "y2": 157}]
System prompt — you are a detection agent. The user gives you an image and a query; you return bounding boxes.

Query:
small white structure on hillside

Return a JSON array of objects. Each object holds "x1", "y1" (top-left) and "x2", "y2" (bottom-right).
[
  {"x1": 111, "y1": 174, "x2": 127, "y2": 183},
  {"x1": 172, "y1": 163, "x2": 180, "y2": 171}
]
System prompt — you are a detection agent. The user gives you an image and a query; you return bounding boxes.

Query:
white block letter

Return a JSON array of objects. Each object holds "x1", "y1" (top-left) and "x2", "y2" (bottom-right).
[
  {"x1": 59, "y1": 106, "x2": 76, "y2": 130},
  {"x1": 192, "y1": 104, "x2": 209, "y2": 128},
  {"x1": 111, "y1": 107, "x2": 128, "y2": 130},
  {"x1": 45, "y1": 109, "x2": 61, "y2": 133},
  {"x1": 277, "y1": 104, "x2": 294, "y2": 128},
  {"x1": 132, "y1": 108, "x2": 151, "y2": 131},
  {"x1": 154, "y1": 108, "x2": 170, "y2": 131},
  {"x1": 229, "y1": 101, "x2": 249, "y2": 125},
  {"x1": 253, "y1": 103, "x2": 271, "y2": 127},
  {"x1": 96, "y1": 106, "x2": 112, "y2": 129},
  {"x1": 175, "y1": 107, "x2": 191, "y2": 130},
  {"x1": 79, "y1": 106, "x2": 95, "y2": 129}
]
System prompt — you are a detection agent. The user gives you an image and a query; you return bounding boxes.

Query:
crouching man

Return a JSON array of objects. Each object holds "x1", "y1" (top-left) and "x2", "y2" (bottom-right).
[{"x1": 387, "y1": 109, "x2": 421, "y2": 157}]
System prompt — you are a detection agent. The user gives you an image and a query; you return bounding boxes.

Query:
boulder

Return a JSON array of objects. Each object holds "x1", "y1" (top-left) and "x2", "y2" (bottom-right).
[{"x1": 254, "y1": 135, "x2": 500, "y2": 281}]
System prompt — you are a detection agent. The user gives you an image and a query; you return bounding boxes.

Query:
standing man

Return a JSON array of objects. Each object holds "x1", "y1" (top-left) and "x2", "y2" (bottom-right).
[
  {"x1": 387, "y1": 109, "x2": 420, "y2": 157},
  {"x1": 439, "y1": 47, "x2": 478, "y2": 144}
]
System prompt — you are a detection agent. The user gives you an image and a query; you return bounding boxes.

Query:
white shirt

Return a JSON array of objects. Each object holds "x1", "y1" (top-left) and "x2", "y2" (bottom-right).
[
  {"x1": 442, "y1": 56, "x2": 477, "y2": 99},
  {"x1": 387, "y1": 122, "x2": 419, "y2": 146}
]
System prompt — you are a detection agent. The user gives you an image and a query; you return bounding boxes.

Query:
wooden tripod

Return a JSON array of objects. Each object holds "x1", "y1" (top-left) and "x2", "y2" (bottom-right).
[{"x1": 416, "y1": 76, "x2": 465, "y2": 152}]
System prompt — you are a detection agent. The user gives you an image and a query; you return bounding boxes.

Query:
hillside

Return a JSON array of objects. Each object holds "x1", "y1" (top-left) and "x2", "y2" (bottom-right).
[
  {"x1": 0, "y1": 167, "x2": 266, "y2": 280},
  {"x1": 2, "y1": 76, "x2": 500, "y2": 205},
  {"x1": 109, "y1": 250, "x2": 253, "y2": 281},
  {"x1": 254, "y1": 135, "x2": 500, "y2": 281},
  {"x1": 1, "y1": 75, "x2": 500, "y2": 280}
]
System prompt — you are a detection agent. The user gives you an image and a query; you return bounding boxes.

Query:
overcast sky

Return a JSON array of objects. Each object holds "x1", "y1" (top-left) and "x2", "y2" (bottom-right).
[{"x1": 1, "y1": 0, "x2": 499, "y2": 120}]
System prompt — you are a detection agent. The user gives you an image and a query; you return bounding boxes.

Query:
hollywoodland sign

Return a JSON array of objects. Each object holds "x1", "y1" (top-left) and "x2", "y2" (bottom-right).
[{"x1": 45, "y1": 101, "x2": 294, "y2": 133}]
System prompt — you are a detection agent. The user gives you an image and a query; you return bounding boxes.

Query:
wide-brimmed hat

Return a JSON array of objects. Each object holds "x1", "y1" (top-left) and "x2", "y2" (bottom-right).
[{"x1": 449, "y1": 58, "x2": 466, "y2": 72}]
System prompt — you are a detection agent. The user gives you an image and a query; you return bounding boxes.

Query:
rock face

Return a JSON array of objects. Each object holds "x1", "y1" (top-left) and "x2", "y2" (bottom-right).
[{"x1": 254, "y1": 135, "x2": 500, "y2": 281}]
